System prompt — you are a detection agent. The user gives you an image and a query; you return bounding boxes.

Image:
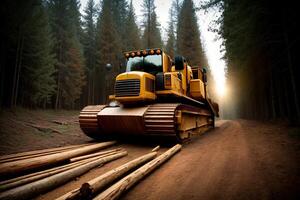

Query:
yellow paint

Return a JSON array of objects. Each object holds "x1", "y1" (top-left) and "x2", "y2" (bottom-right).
[
  {"x1": 163, "y1": 72, "x2": 182, "y2": 94},
  {"x1": 162, "y1": 52, "x2": 172, "y2": 72},
  {"x1": 114, "y1": 48, "x2": 207, "y2": 104},
  {"x1": 115, "y1": 72, "x2": 156, "y2": 103},
  {"x1": 190, "y1": 79, "x2": 205, "y2": 99}
]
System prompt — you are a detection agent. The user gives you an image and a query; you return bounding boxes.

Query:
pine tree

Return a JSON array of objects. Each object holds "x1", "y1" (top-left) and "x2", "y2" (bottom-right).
[
  {"x1": 47, "y1": 0, "x2": 86, "y2": 109},
  {"x1": 82, "y1": 0, "x2": 97, "y2": 104},
  {"x1": 177, "y1": 0, "x2": 208, "y2": 66},
  {"x1": 95, "y1": 0, "x2": 122, "y2": 103},
  {"x1": 141, "y1": 0, "x2": 163, "y2": 48},
  {"x1": 62, "y1": 41, "x2": 86, "y2": 108},
  {"x1": 69, "y1": 0, "x2": 83, "y2": 41},
  {"x1": 19, "y1": 1, "x2": 56, "y2": 107},
  {"x1": 166, "y1": 1, "x2": 177, "y2": 57},
  {"x1": 204, "y1": 0, "x2": 300, "y2": 122},
  {"x1": 1, "y1": 0, "x2": 56, "y2": 108},
  {"x1": 111, "y1": 0, "x2": 129, "y2": 51},
  {"x1": 124, "y1": 0, "x2": 142, "y2": 50}
]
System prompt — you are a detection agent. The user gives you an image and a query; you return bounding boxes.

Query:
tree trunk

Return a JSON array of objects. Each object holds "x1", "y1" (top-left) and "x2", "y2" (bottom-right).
[
  {"x1": 0, "y1": 152, "x2": 127, "y2": 200},
  {"x1": 94, "y1": 144, "x2": 181, "y2": 200},
  {"x1": 0, "y1": 143, "x2": 91, "y2": 163},
  {"x1": 55, "y1": 41, "x2": 63, "y2": 109},
  {"x1": 0, "y1": 36, "x2": 7, "y2": 107},
  {"x1": 0, "y1": 154, "x2": 107, "y2": 192},
  {"x1": 11, "y1": 29, "x2": 22, "y2": 107},
  {"x1": 92, "y1": 69, "x2": 96, "y2": 104},
  {"x1": 1, "y1": 150, "x2": 118, "y2": 187},
  {"x1": 55, "y1": 74, "x2": 61, "y2": 110},
  {"x1": 277, "y1": 73, "x2": 285, "y2": 118},
  {"x1": 0, "y1": 141, "x2": 116, "y2": 176},
  {"x1": 282, "y1": 10, "x2": 300, "y2": 121},
  {"x1": 283, "y1": 77, "x2": 292, "y2": 120},
  {"x1": 70, "y1": 148, "x2": 122, "y2": 162},
  {"x1": 269, "y1": 69, "x2": 276, "y2": 119},
  {"x1": 14, "y1": 35, "x2": 24, "y2": 106},
  {"x1": 284, "y1": 33, "x2": 299, "y2": 120},
  {"x1": 55, "y1": 152, "x2": 157, "y2": 200},
  {"x1": 87, "y1": 71, "x2": 91, "y2": 105}
]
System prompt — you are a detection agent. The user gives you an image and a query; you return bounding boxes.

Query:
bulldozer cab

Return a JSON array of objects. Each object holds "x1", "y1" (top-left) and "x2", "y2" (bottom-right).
[{"x1": 125, "y1": 49, "x2": 164, "y2": 76}]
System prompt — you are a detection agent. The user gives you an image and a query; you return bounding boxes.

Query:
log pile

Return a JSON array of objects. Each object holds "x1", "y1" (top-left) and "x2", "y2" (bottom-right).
[
  {"x1": 0, "y1": 142, "x2": 124, "y2": 200},
  {"x1": 0, "y1": 143, "x2": 182, "y2": 200},
  {"x1": 56, "y1": 144, "x2": 181, "y2": 200}
]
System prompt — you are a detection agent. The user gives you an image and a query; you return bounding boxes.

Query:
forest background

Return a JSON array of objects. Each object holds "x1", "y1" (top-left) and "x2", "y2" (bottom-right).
[{"x1": 1, "y1": 0, "x2": 299, "y2": 124}]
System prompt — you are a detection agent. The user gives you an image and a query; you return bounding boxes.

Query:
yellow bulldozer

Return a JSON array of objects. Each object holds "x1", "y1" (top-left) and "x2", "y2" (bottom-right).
[{"x1": 79, "y1": 48, "x2": 219, "y2": 142}]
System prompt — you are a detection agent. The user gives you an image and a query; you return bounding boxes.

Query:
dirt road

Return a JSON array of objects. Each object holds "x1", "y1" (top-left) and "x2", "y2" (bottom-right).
[
  {"x1": 34, "y1": 120, "x2": 299, "y2": 200},
  {"x1": 121, "y1": 120, "x2": 299, "y2": 200},
  {"x1": 1, "y1": 111, "x2": 298, "y2": 200}
]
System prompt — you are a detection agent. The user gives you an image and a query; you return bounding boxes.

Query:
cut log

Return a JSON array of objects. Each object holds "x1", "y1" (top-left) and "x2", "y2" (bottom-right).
[
  {"x1": 0, "y1": 143, "x2": 92, "y2": 161},
  {"x1": 0, "y1": 151, "x2": 124, "y2": 192},
  {"x1": 0, "y1": 155, "x2": 94, "y2": 186},
  {"x1": 0, "y1": 151, "x2": 127, "y2": 200},
  {"x1": 70, "y1": 148, "x2": 122, "y2": 162},
  {"x1": 55, "y1": 152, "x2": 157, "y2": 200},
  {"x1": 70, "y1": 151, "x2": 118, "y2": 163},
  {"x1": 0, "y1": 148, "x2": 76, "y2": 164},
  {"x1": 94, "y1": 144, "x2": 182, "y2": 200},
  {"x1": 0, "y1": 151, "x2": 123, "y2": 186},
  {"x1": 151, "y1": 145, "x2": 160, "y2": 152},
  {"x1": 0, "y1": 141, "x2": 116, "y2": 176}
]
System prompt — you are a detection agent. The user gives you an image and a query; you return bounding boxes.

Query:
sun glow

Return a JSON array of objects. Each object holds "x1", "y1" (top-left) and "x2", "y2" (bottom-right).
[
  {"x1": 80, "y1": 0, "x2": 227, "y2": 97},
  {"x1": 197, "y1": 7, "x2": 227, "y2": 98}
]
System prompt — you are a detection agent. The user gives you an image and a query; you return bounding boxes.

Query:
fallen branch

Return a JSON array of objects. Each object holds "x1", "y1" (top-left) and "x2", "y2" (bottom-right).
[
  {"x1": 0, "y1": 151, "x2": 127, "y2": 200},
  {"x1": 55, "y1": 152, "x2": 157, "y2": 200},
  {"x1": 94, "y1": 144, "x2": 182, "y2": 200},
  {"x1": 25, "y1": 123, "x2": 62, "y2": 134},
  {"x1": 52, "y1": 120, "x2": 68, "y2": 125}
]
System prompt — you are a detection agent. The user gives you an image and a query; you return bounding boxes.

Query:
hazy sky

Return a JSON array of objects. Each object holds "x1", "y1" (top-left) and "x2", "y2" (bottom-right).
[{"x1": 80, "y1": 0, "x2": 226, "y2": 97}]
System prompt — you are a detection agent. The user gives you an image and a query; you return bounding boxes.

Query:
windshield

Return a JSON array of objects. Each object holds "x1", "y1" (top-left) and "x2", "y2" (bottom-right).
[{"x1": 126, "y1": 55, "x2": 162, "y2": 75}]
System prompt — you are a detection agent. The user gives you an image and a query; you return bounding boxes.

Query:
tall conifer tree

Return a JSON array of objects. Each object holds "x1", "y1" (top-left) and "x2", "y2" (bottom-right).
[
  {"x1": 166, "y1": 2, "x2": 177, "y2": 57},
  {"x1": 19, "y1": 1, "x2": 56, "y2": 107},
  {"x1": 177, "y1": 0, "x2": 208, "y2": 66},
  {"x1": 48, "y1": 0, "x2": 86, "y2": 109},
  {"x1": 125, "y1": 0, "x2": 142, "y2": 50},
  {"x1": 95, "y1": 0, "x2": 122, "y2": 103},
  {"x1": 141, "y1": 0, "x2": 163, "y2": 48},
  {"x1": 82, "y1": 0, "x2": 97, "y2": 104},
  {"x1": 111, "y1": 0, "x2": 129, "y2": 51}
]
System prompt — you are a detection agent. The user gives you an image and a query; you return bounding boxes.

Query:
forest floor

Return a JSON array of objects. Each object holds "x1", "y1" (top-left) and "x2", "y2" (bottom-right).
[
  {"x1": 0, "y1": 108, "x2": 92, "y2": 155},
  {"x1": 0, "y1": 109, "x2": 299, "y2": 199}
]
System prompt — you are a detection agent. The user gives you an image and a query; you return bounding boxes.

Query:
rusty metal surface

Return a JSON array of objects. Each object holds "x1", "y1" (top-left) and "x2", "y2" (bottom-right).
[
  {"x1": 79, "y1": 103, "x2": 214, "y2": 142},
  {"x1": 144, "y1": 104, "x2": 179, "y2": 135},
  {"x1": 79, "y1": 105, "x2": 106, "y2": 138},
  {"x1": 97, "y1": 106, "x2": 149, "y2": 135}
]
